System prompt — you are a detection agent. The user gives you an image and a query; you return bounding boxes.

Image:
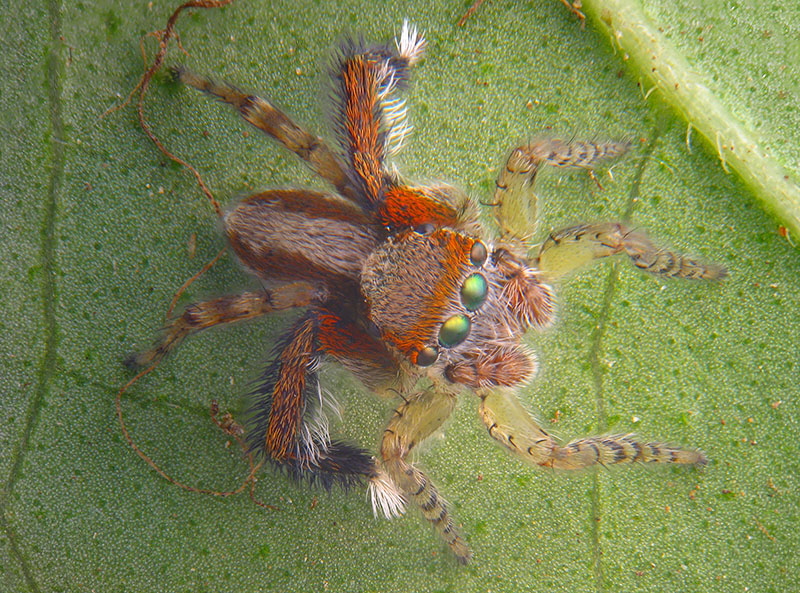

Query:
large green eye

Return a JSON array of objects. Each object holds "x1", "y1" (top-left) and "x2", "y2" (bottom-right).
[
  {"x1": 461, "y1": 273, "x2": 488, "y2": 311},
  {"x1": 470, "y1": 241, "x2": 488, "y2": 266},
  {"x1": 439, "y1": 314, "x2": 471, "y2": 348},
  {"x1": 416, "y1": 346, "x2": 439, "y2": 367}
]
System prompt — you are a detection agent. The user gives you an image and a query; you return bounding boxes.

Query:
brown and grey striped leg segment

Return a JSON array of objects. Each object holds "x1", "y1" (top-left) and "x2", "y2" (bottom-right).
[
  {"x1": 247, "y1": 308, "x2": 376, "y2": 489},
  {"x1": 171, "y1": 67, "x2": 355, "y2": 201},
  {"x1": 478, "y1": 390, "x2": 706, "y2": 470},
  {"x1": 377, "y1": 388, "x2": 472, "y2": 564},
  {"x1": 492, "y1": 139, "x2": 630, "y2": 246},
  {"x1": 536, "y1": 222, "x2": 727, "y2": 281},
  {"x1": 128, "y1": 283, "x2": 316, "y2": 368}
]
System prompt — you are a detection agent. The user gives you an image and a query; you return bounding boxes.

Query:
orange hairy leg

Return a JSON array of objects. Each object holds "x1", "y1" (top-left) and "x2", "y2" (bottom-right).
[
  {"x1": 246, "y1": 309, "x2": 378, "y2": 487},
  {"x1": 260, "y1": 314, "x2": 318, "y2": 461},
  {"x1": 330, "y1": 28, "x2": 426, "y2": 211},
  {"x1": 339, "y1": 56, "x2": 385, "y2": 207}
]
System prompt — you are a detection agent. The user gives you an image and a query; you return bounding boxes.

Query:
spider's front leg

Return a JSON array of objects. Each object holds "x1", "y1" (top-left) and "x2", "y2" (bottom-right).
[
  {"x1": 478, "y1": 389, "x2": 707, "y2": 470},
  {"x1": 377, "y1": 387, "x2": 472, "y2": 564}
]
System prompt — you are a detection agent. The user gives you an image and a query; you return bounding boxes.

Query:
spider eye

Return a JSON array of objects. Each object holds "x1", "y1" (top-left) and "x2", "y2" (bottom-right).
[
  {"x1": 470, "y1": 241, "x2": 487, "y2": 266},
  {"x1": 461, "y1": 273, "x2": 488, "y2": 311},
  {"x1": 416, "y1": 346, "x2": 439, "y2": 366},
  {"x1": 439, "y1": 314, "x2": 471, "y2": 348}
]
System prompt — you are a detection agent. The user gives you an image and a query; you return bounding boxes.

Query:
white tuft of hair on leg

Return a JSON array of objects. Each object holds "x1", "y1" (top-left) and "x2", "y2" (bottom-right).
[
  {"x1": 396, "y1": 20, "x2": 426, "y2": 65},
  {"x1": 377, "y1": 66, "x2": 397, "y2": 100},
  {"x1": 297, "y1": 359, "x2": 343, "y2": 467},
  {"x1": 376, "y1": 63, "x2": 398, "y2": 99},
  {"x1": 384, "y1": 107, "x2": 411, "y2": 155},
  {"x1": 368, "y1": 467, "x2": 407, "y2": 519}
]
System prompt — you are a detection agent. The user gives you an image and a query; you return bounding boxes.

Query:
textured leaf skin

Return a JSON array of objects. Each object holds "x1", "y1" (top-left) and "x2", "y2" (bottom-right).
[{"x1": 2, "y1": 1, "x2": 798, "y2": 592}]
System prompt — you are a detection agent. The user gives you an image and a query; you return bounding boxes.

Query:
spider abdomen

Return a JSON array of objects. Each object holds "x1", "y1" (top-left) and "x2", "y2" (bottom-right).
[{"x1": 226, "y1": 189, "x2": 380, "y2": 289}]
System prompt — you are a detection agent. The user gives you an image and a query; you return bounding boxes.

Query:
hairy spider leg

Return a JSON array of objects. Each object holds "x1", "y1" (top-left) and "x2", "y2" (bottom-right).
[
  {"x1": 316, "y1": 309, "x2": 400, "y2": 393},
  {"x1": 251, "y1": 312, "x2": 318, "y2": 462},
  {"x1": 378, "y1": 388, "x2": 472, "y2": 564},
  {"x1": 444, "y1": 344, "x2": 538, "y2": 389},
  {"x1": 247, "y1": 309, "x2": 378, "y2": 488},
  {"x1": 536, "y1": 222, "x2": 727, "y2": 281},
  {"x1": 332, "y1": 22, "x2": 426, "y2": 211},
  {"x1": 492, "y1": 139, "x2": 630, "y2": 246},
  {"x1": 129, "y1": 283, "x2": 315, "y2": 368},
  {"x1": 172, "y1": 67, "x2": 356, "y2": 202},
  {"x1": 335, "y1": 53, "x2": 386, "y2": 208},
  {"x1": 479, "y1": 390, "x2": 707, "y2": 470}
]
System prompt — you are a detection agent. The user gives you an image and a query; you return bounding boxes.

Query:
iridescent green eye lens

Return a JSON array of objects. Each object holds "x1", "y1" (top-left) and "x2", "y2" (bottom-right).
[
  {"x1": 461, "y1": 273, "x2": 488, "y2": 311},
  {"x1": 470, "y1": 241, "x2": 488, "y2": 266},
  {"x1": 416, "y1": 346, "x2": 439, "y2": 367},
  {"x1": 438, "y1": 314, "x2": 471, "y2": 348}
]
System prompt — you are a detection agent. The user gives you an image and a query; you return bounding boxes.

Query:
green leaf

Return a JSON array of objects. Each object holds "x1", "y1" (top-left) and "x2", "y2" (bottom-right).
[
  {"x1": 2, "y1": 1, "x2": 798, "y2": 592},
  {"x1": 584, "y1": 0, "x2": 800, "y2": 240}
]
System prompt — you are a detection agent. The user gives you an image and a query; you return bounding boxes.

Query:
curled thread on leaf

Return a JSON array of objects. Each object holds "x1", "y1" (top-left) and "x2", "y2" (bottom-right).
[
  {"x1": 104, "y1": 0, "x2": 237, "y2": 219},
  {"x1": 115, "y1": 359, "x2": 277, "y2": 509},
  {"x1": 112, "y1": 0, "x2": 278, "y2": 511}
]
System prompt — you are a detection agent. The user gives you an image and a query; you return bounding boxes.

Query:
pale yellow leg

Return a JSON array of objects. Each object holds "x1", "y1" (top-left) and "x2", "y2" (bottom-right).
[
  {"x1": 478, "y1": 390, "x2": 706, "y2": 470},
  {"x1": 492, "y1": 139, "x2": 630, "y2": 246},
  {"x1": 536, "y1": 222, "x2": 726, "y2": 281},
  {"x1": 378, "y1": 388, "x2": 472, "y2": 564}
]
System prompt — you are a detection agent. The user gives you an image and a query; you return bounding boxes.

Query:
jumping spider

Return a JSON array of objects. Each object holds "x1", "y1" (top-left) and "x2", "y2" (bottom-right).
[{"x1": 130, "y1": 22, "x2": 724, "y2": 564}]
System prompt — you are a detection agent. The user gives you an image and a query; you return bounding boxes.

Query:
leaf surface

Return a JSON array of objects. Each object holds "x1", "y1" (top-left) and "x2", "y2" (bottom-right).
[{"x1": 2, "y1": 1, "x2": 798, "y2": 591}]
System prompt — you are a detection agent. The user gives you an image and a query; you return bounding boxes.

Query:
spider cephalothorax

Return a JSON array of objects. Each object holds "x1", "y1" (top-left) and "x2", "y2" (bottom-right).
[
  {"x1": 131, "y1": 22, "x2": 724, "y2": 564},
  {"x1": 360, "y1": 226, "x2": 547, "y2": 389}
]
